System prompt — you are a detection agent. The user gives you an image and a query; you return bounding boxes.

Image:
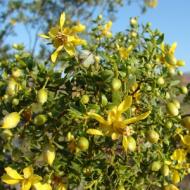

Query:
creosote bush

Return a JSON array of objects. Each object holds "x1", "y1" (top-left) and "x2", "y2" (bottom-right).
[{"x1": 0, "y1": 13, "x2": 189, "y2": 190}]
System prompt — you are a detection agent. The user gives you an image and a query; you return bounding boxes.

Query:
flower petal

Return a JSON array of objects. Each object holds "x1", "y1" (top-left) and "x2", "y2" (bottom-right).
[
  {"x1": 86, "y1": 129, "x2": 104, "y2": 136},
  {"x1": 60, "y1": 12, "x2": 65, "y2": 31},
  {"x1": 51, "y1": 45, "x2": 64, "y2": 63},
  {"x1": 1, "y1": 174, "x2": 21, "y2": 185},
  {"x1": 118, "y1": 96, "x2": 132, "y2": 114},
  {"x1": 30, "y1": 175, "x2": 42, "y2": 184},
  {"x1": 21, "y1": 180, "x2": 32, "y2": 190},
  {"x1": 169, "y1": 42, "x2": 177, "y2": 54},
  {"x1": 33, "y1": 182, "x2": 52, "y2": 190},
  {"x1": 63, "y1": 44, "x2": 75, "y2": 56},
  {"x1": 122, "y1": 136, "x2": 128, "y2": 152},
  {"x1": 87, "y1": 112, "x2": 108, "y2": 125},
  {"x1": 124, "y1": 111, "x2": 151, "y2": 125},
  {"x1": 71, "y1": 23, "x2": 86, "y2": 33},
  {"x1": 111, "y1": 133, "x2": 120, "y2": 140},
  {"x1": 5, "y1": 167, "x2": 23, "y2": 180},
  {"x1": 23, "y1": 166, "x2": 33, "y2": 179},
  {"x1": 181, "y1": 135, "x2": 190, "y2": 146}
]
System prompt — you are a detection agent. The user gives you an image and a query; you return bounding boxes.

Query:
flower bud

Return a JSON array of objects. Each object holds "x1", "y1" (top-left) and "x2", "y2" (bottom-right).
[
  {"x1": 66, "y1": 132, "x2": 74, "y2": 142},
  {"x1": 34, "y1": 114, "x2": 47, "y2": 126},
  {"x1": 182, "y1": 116, "x2": 190, "y2": 130},
  {"x1": 12, "y1": 98, "x2": 19, "y2": 106},
  {"x1": 130, "y1": 17, "x2": 138, "y2": 27},
  {"x1": 166, "y1": 102, "x2": 179, "y2": 116},
  {"x1": 1, "y1": 129, "x2": 13, "y2": 140},
  {"x1": 6, "y1": 78, "x2": 19, "y2": 96},
  {"x1": 77, "y1": 137, "x2": 89, "y2": 151},
  {"x1": 180, "y1": 86, "x2": 188, "y2": 94},
  {"x1": 127, "y1": 137, "x2": 136, "y2": 152},
  {"x1": 43, "y1": 145, "x2": 56, "y2": 166},
  {"x1": 147, "y1": 130, "x2": 159, "y2": 143},
  {"x1": 80, "y1": 95, "x2": 89, "y2": 104},
  {"x1": 162, "y1": 165, "x2": 170, "y2": 176},
  {"x1": 177, "y1": 60, "x2": 185, "y2": 66},
  {"x1": 172, "y1": 170, "x2": 180, "y2": 184},
  {"x1": 157, "y1": 77, "x2": 165, "y2": 85},
  {"x1": 12, "y1": 68, "x2": 22, "y2": 78},
  {"x1": 37, "y1": 88, "x2": 48, "y2": 105},
  {"x1": 1, "y1": 112, "x2": 20, "y2": 129},
  {"x1": 172, "y1": 100, "x2": 180, "y2": 109},
  {"x1": 151, "y1": 161, "x2": 162, "y2": 171},
  {"x1": 101, "y1": 94, "x2": 108, "y2": 106},
  {"x1": 112, "y1": 78, "x2": 122, "y2": 91},
  {"x1": 166, "y1": 121, "x2": 173, "y2": 129}
]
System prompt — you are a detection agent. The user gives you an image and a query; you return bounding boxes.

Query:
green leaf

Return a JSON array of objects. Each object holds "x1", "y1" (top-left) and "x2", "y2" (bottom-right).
[{"x1": 157, "y1": 33, "x2": 164, "y2": 44}]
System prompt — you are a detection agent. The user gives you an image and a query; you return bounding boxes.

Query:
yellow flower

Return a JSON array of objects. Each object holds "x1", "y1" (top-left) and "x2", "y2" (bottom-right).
[
  {"x1": 171, "y1": 170, "x2": 180, "y2": 184},
  {"x1": 159, "y1": 42, "x2": 183, "y2": 69},
  {"x1": 171, "y1": 149, "x2": 187, "y2": 163},
  {"x1": 40, "y1": 12, "x2": 86, "y2": 62},
  {"x1": 87, "y1": 96, "x2": 150, "y2": 150},
  {"x1": 180, "y1": 135, "x2": 190, "y2": 147},
  {"x1": 1, "y1": 166, "x2": 44, "y2": 190},
  {"x1": 117, "y1": 45, "x2": 133, "y2": 60},
  {"x1": 1, "y1": 112, "x2": 20, "y2": 129},
  {"x1": 101, "y1": 21, "x2": 112, "y2": 38}
]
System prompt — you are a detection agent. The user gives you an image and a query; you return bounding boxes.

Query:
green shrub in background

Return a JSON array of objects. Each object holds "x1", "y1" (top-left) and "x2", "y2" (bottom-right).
[{"x1": 0, "y1": 12, "x2": 189, "y2": 190}]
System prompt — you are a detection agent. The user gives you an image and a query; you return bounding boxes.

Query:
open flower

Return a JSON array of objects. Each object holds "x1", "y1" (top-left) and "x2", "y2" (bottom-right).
[
  {"x1": 1, "y1": 166, "x2": 50, "y2": 190},
  {"x1": 117, "y1": 45, "x2": 133, "y2": 60},
  {"x1": 171, "y1": 149, "x2": 187, "y2": 164},
  {"x1": 40, "y1": 12, "x2": 86, "y2": 62},
  {"x1": 158, "y1": 42, "x2": 185, "y2": 69},
  {"x1": 87, "y1": 96, "x2": 150, "y2": 150},
  {"x1": 101, "y1": 21, "x2": 112, "y2": 38}
]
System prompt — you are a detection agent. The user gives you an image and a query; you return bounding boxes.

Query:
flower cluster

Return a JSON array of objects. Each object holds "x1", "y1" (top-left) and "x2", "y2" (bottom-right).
[{"x1": 0, "y1": 13, "x2": 189, "y2": 190}]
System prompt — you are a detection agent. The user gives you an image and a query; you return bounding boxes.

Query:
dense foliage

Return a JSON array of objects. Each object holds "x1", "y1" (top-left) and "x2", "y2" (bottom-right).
[{"x1": 1, "y1": 11, "x2": 189, "y2": 190}]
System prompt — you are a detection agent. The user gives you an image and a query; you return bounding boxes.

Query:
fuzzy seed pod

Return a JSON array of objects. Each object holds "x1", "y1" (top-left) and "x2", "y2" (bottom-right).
[
  {"x1": 1, "y1": 112, "x2": 20, "y2": 129},
  {"x1": 37, "y1": 88, "x2": 48, "y2": 104}
]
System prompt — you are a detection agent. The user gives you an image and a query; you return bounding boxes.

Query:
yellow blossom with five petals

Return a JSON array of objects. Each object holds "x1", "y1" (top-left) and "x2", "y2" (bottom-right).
[
  {"x1": 40, "y1": 12, "x2": 86, "y2": 63},
  {"x1": 87, "y1": 96, "x2": 151, "y2": 150},
  {"x1": 101, "y1": 21, "x2": 112, "y2": 38},
  {"x1": 1, "y1": 166, "x2": 50, "y2": 190},
  {"x1": 171, "y1": 149, "x2": 187, "y2": 163},
  {"x1": 158, "y1": 42, "x2": 185, "y2": 69},
  {"x1": 117, "y1": 45, "x2": 133, "y2": 60}
]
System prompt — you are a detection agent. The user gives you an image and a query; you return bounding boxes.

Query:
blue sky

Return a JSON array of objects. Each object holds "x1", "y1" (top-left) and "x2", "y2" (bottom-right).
[
  {"x1": 112, "y1": 0, "x2": 190, "y2": 72},
  {"x1": 6, "y1": 0, "x2": 190, "y2": 72}
]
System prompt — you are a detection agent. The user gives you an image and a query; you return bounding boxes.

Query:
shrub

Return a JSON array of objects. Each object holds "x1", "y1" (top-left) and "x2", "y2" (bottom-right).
[{"x1": 0, "y1": 13, "x2": 189, "y2": 190}]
